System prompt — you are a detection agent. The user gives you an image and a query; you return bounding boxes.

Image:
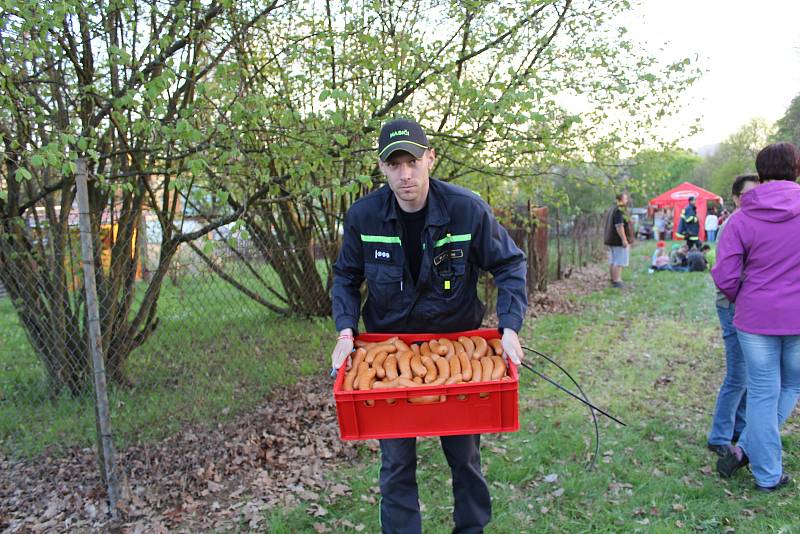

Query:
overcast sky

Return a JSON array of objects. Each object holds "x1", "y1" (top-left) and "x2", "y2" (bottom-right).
[{"x1": 624, "y1": 0, "x2": 800, "y2": 151}]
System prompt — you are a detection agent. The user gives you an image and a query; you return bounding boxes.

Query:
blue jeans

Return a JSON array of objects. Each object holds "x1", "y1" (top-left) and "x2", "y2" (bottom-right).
[
  {"x1": 667, "y1": 265, "x2": 688, "y2": 272},
  {"x1": 379, "y1": 435, "x2": 490, "y2": 534},
  {"x1": 736, "y1": 331, "x2": 800, "y2": 487},
  {"x1": 706, "y1": 229, "x2": 717, "y2": 242},
  {"x1": 707, "y1": 305, "x2": 747, "y2": 446}
]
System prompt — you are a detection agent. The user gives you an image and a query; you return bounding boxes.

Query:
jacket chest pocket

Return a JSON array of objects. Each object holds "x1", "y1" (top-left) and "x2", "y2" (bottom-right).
[
  {"x1": 430, "y1": 259, "x2": 467, "y2": 299},
  {"x1": 365, "y1": 263, "x2": 404, "y2": 309}
]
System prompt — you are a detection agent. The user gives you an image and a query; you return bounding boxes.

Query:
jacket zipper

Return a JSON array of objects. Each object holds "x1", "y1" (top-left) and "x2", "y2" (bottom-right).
[{"x1": 396, "y1": 219, "x2": 406, "y2": 294}]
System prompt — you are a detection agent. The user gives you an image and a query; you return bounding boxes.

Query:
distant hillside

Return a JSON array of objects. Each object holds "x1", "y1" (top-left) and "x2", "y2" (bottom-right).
[{"x1": 695, "y1": 143, "x2": 720, "y2": 158}]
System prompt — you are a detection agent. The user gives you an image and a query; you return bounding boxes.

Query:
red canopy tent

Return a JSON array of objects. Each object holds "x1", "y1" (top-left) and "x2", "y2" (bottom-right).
[{"x1": 648, "y1": 181, "x2": 723, "y2": 241}]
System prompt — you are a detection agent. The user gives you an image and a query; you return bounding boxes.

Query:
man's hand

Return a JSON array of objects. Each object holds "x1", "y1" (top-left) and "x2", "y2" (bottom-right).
[
  {"x1": 331, "y1": 328, "x2": 355, "y2": 371},
  {"x1": 501, "y1": 328, "x2": 523, "y2": 365}
]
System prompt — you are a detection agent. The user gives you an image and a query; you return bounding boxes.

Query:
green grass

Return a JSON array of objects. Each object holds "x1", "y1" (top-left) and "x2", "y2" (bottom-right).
[
  {"x1": 266, "y1": 240, "x2": 800, "y2": 533},
  {"x1": 0, "y1": 266, "x2": 332, "y2": 457}
]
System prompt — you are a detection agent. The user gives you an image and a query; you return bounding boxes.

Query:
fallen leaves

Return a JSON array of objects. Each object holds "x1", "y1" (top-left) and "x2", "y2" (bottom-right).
[
  {"x1": 682, "y1": 475, "x2": 702, "y2": 488},
  {"x1": 653, "y1": 375, "x2": 674, "y2": 388},
  {"x1": 485, "y1": 264, "x2": 609, "y2": 323},
  {"x1": 607, "y1": 481, "x2": 634, "y2": 497},
  {"x1": 308, "y1": 503, "x2": 328, "y2": 517},
  {"x1": 0, "y1": 374, "x2": 361, "y2": 531},
  {"x1": 339, "y1": 519, "x2": 367, "y2": 531}
]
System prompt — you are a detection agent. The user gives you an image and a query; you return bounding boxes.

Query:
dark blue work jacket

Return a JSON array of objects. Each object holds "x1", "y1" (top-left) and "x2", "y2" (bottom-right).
[
  {"x1": 332, "y1": 178, "x2": 527, "y2": 335},
  {"x1": 677, "y1": 203, "x2": 699, "y2": 239}
]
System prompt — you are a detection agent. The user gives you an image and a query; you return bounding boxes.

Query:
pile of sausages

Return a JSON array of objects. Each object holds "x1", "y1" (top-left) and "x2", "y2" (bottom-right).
[{"x1": 342, "y1": 336, "x2": 510, "y2": 404}]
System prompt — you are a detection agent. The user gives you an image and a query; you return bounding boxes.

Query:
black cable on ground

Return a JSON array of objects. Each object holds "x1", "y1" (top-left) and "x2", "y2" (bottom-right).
[
  {"x1": 521, "y1": 349, "x2": 599, "y2": 470},
  {"x1": 519, "y1": 346, "x2": 626, "y2": 471}
]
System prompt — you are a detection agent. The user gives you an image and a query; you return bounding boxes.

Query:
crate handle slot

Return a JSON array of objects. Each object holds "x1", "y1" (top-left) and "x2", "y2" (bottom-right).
[{"x1": 405, "y1": 396, "x2": 446, "y2": 405}]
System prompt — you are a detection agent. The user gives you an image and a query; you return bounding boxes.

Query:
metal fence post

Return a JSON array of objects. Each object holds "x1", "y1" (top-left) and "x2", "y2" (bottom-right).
[{"x1": 76, "y1": 158, "x2": 120, "y2": 520}]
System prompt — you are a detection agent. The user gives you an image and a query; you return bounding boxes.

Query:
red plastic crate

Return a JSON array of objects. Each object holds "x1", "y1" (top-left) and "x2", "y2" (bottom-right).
[{"x1": 333, "y1": 328, "x2": 519, "y2": 440}]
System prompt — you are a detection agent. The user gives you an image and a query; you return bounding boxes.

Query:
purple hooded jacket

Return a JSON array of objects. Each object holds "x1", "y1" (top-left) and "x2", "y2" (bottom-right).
[{"x1": 712, "y1": 180, "x2": 800, "y2": 335}]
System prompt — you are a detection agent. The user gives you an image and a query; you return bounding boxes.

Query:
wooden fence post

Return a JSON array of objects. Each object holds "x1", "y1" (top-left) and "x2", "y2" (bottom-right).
[{"x1": 76, "y1": 158, "x2": 121, "y2": 519}]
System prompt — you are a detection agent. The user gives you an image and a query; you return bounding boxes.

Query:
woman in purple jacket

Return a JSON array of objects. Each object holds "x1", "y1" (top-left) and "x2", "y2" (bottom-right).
[{"x1": 711, "y1": 142, "x2": 800, "y2": 492}]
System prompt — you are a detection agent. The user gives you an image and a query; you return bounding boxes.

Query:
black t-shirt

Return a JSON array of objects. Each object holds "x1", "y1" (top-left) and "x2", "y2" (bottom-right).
[
  {"x1": 612, "y1": 208, "x2": 624, "y2": 227},
  {"x1": 398, "y1": 204, "x2": 428, "y2": 285},
  {"x1": 605, "y1": 206, "x2": 631, "y2": 246}
]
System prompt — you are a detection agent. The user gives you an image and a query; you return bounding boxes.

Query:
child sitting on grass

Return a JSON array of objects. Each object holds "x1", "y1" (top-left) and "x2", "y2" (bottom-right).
[
  {"x1": 649, "y1": 241, "x2": 671, "y2": 272},
  {"x1": 669, "y1": 243, "x2": 689, "y2": 272}
]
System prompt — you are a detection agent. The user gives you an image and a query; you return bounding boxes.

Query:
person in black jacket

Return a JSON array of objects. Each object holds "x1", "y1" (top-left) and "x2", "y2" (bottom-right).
[
  {"x1": 330, "y1": 118, "x2": 527, "y2": 534},
  {"x1": 687, "y1": 243, "x2": 711, "y2": 272},
  {"x1": 677, "y1": 196, "x2": 700, "y2": 249}
]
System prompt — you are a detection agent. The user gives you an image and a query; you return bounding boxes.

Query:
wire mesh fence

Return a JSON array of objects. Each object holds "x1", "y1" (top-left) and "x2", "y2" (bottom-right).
[
  {"x1": 0, "y1": 207, "x2": 333, "y2": 456},
  {"x1": 547, "y1": 211, "x2": 606, "y2": 281},
  {"x1": 0, "y1": 178, "x2": 608, "y2": 517}
]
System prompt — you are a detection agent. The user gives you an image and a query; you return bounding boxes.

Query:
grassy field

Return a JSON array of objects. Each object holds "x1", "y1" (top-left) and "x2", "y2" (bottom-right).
[
  {"x1": 266, "y1": 241, "x2": 800, "y2": 533},
  {"x1": 0, "y1": 267, "x2": 332, "y2": 457}
]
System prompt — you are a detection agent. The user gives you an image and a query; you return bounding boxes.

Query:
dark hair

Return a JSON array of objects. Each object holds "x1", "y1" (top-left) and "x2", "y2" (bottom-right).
[
  {"x1": 615, "y1": 192, "x2": 627, "y2": 202},
  {"x1": 701, "y1": 244, "x2": 711, "y2": 251},
  {"x1": 731, "y1": 173, "x2": 759, "y2": 196},
  {"x1": 755, "y1": 142, "x2": 800, "y2": 182}
]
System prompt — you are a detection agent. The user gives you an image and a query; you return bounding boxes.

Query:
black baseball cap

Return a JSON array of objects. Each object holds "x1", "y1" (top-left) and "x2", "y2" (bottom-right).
[{"x1": 377, "y1": 119, "x2": 430, "y2": 161}]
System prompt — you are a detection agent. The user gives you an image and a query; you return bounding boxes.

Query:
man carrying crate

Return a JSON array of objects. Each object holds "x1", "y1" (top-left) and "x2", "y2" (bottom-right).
[{"x1": 330, "y1": 118, "x2": 528, "y2": 533}]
